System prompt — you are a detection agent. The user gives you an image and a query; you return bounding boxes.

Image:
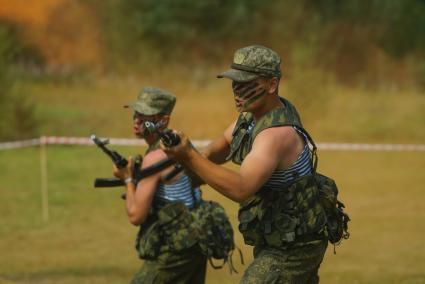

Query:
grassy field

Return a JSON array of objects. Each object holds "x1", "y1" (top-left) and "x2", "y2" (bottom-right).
[
  {"x1": 1, "y1": 76, "x2": 425, "y2": 283},
  {"x1": 1, "y1": 145, "x2": 424, "y2": 284},
  {"x1": 14, "y1": 75, "x2": 425, "y2": 143}
]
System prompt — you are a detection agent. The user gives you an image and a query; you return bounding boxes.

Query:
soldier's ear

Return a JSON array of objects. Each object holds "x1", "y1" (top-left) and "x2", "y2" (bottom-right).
[{"x1": 268, "y1": 77, "x2": 279, "y2": 94}]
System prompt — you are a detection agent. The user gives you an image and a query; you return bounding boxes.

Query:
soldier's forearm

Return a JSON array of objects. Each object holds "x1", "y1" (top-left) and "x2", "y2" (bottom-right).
[
  {"x1": 183, "y1": 148, "x2": 251, "y2": 203},
  {"x1": 201, "y1": 136, "x2": 230, "y2": 165},
  {"x1": 124, "y1": 182, "x2": 148, "y2": 225}
]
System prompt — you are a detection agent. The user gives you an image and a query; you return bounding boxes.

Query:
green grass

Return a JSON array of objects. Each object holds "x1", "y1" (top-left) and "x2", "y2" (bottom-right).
[
  {"x1": 12, "y1": 76, "x2": 425, "y2": 143},
  {"x1": 2, "y1": 76, "x2": 425, "y2": 283},
  {"x1": 1, "y1": 146, "x2": 424, "y2": 283}
]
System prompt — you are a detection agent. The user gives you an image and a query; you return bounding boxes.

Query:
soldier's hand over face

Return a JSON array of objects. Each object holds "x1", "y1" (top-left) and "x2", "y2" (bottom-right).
[
  {"x1": 160, "y1": 131, "x2": 193, "y2": 161},
  {"x1": 113, "y1": 156, "x2": 133, "y2": 180}
]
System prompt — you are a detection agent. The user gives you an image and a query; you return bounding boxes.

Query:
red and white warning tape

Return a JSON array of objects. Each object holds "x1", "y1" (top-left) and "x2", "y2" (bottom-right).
[
  {"x1": 0, "y1": 136, "x2": 147, "y2": 150},
  {"x1": 315, "y1": 142, "x2": 425, "y2": 151},
  {"x1": 0, "y1": 136, "x2": 424, "y2": 151}
]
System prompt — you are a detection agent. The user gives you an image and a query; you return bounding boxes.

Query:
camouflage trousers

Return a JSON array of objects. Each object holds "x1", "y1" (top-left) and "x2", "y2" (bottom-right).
[
  {"x1": 240, "y1": 238, "x2": 328, "y2": 284},
  {"x1": 131, "y1": 247, "x2": 207, "y2": 284}
]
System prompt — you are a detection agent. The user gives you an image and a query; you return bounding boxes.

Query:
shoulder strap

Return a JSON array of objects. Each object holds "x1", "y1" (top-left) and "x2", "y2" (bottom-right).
[
  {"x1": 250, "y1": 97, "x2": 303, "y2": 140},
  {"x1": 232, "y1": 112, "x2": 253, "y2": 135},
  {"x1": 225, "y1": 112, "x2": 254, "y2": 163}
]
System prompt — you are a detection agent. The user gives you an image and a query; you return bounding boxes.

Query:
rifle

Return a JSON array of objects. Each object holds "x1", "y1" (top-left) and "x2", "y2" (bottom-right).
[
  {"x1": 144, "y1": 121, "x2": 184, "y2": 180},
  {"x1": 91, "y1": 134, "x2": 179, "y2": 188},
  {"x1": 91, "y1": 134, "x2": 128, "y2": 169},
  {"x1": 144, "y1": 121, "x2": 180, "y2": 147}
]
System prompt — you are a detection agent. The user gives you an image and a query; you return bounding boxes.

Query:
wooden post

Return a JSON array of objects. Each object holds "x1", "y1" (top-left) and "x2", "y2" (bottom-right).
[{"x1": 40, "y1": 136, "x2": 49, "y2": 222}]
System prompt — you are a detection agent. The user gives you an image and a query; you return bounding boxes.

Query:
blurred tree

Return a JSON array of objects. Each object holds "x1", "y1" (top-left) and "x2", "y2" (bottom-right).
[
  {"x1": 0, "y1": 22, "x2": 39, "y2": 141},
  {"x1": 2, "y1": 0, "x2": 425, "y2": 89},
  {"x1": 92, "y1": 0, "x2": 424, "y2": 88},
  {"x1": 42, "y1": 0, "x2": 103, "y2": 71},
  {"x1": 94, "y1": 0, "x2": 267, "y2": 69},
  {"x1": 303, "y1": 0, "x2": 425, "y2": 87}
]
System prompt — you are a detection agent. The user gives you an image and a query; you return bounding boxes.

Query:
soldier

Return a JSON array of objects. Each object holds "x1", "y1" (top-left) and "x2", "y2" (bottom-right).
[
  {"x1": 162, "y1": 45, "x2": 330, "y2": 283},
  {"x1": 113, "y1": 87, "x2": 234, "y2": 284}
]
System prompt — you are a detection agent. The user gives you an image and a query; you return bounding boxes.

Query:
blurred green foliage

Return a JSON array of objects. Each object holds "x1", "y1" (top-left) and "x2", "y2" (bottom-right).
[
  {"x1": 1, "y1": 0, "x2": 423, "y2": 87},
  {"x1": 1, "y1": 1, "x2": 425, "y2": 141},
  {"x1": 0, "y1": 22, "x2": 39, "y2": 141},
  {"x1": 91, "y1": 0, "x2": 425, "y2": 88},
  {"x1": 94, "y1": 0, "x2": 264, "y2": 70}
]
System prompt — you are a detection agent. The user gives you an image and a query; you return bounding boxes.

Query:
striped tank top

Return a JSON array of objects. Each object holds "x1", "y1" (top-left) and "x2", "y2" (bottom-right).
[
  {"x1": 247, "y1": 122, "x2": 313, "y2": 188},
  {"x1": 154, "y1": 175, "x2": 201, "y2": 210},
  {"x1": 262, "y1": 143, "x2": 312, "y2": 189}
]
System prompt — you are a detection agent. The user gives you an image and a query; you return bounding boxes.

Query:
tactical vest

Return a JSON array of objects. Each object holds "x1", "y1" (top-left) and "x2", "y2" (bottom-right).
[
  {"x1": 136, "y1": 140, "x2": 238, "y2": 264},
  {"x1": 136, "y1": 200, "x2": 238, "y2": 268},
  {"x1": 229, "y1": 97, "x2": 327, "y2": 248},
  {"x1": 135, "y1": 203, "x2": 200, "y2": 259}
]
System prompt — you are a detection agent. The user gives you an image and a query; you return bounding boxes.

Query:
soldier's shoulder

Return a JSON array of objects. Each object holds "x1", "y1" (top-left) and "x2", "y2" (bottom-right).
[{"x1": 142, "y1": 149, "x2": 167, "y2": 168}]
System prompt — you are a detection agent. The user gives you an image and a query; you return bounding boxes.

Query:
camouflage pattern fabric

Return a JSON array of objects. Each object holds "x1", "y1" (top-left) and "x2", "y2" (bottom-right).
[
  {"x1": 133, "y1": 203, "x2": 208, "y2": 283},
  {"x1": 250, "y1": 97, "x2": 303, "y2": 140},
  {"x1": 238, "y1": 174, "x2": 327, "y2": 248},
  {"x1": 131, "y1": 247, "x2": 207, "y2": 284},
  {"x1": 315, "y1": 173, "x2": 350, "y2": 245},
  {"x1": 135, "y1": 214, "x2": 162, "y2": 260},
  {"x1": 157, "y1": 203, "x2": 199, "y2": 251},
  {"x1": 125, "y1": 86, "x2": 176, "y2": 115},
  {"x1": 218, "y1": 45, "x2": 282, "y2": 82},
  {"x1": 240, "y1": 239, "x2": 328, "y2": 284},
  {"x1": 135, "y1": 203, "x2": 199, "y2": 259},
  {"x1": 230, "y1": 99, "x2": 328, "y2": 248},
  {"x1": 191, "y1": 201, "x2": 235, "y2": 261},
  {"x1": 226, "y1": 97, "x2": 332, "y2": 283},
  {"x1": 227, "y1": 97, "x2": 303, "y2": 165},
  {"x1": 134, "y1": 201, "x2": 236, "y2": 283}
]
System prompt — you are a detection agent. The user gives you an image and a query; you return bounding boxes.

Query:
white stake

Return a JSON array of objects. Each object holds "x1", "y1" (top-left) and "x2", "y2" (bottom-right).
[{"x1": 40, "y1": 136, "x2": 49, "y2": 222}]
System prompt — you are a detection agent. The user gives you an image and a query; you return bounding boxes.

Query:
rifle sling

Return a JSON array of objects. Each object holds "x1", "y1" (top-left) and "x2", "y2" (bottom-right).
[{"x1": 135, "y1": 158, "x2": 176, "y2": 180}]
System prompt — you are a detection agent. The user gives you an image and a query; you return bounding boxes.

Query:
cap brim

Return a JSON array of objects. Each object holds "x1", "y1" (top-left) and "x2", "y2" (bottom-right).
[
  {"x1": 217, "y1": 69, "x2": 259, "y2": 82},
  {"x1": 123, "y1": 101, "x2": 160, "y2": 116}
]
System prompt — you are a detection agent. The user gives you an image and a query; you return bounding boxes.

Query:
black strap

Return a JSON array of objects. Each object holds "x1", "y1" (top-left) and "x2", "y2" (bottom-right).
[
  {"x1": 208, "y1": 245, "x2": 245, "y2": 274},
  {"x1": 231, "y1": 63, "x2": 281, "y2": 78},
  {"x1": 163, "y1": 163, "x2": 184, "y2": 181},
  {"x1": 293, "y1": 126, "x2": 318, "y2": 172},
  {"x1": 134, "y1": 158, "x2": 176, "y2": 180}
]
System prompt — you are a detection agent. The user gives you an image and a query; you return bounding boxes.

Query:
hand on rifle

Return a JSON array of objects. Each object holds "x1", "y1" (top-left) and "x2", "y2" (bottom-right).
[
  {"x1": 113, "y1": 156, "x2": 134, "y2": 182},
  {"x1": 160, "y1": 131, "x2": 195, "y2": 162}
]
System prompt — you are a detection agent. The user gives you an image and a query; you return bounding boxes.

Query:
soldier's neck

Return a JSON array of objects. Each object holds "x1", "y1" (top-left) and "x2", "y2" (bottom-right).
[
  {"x1": 252, "y1": 94, "x2": 284, "y2": 121},
  {"x1": 145, "y1": 135, "x2": 160, "y2": 147}
]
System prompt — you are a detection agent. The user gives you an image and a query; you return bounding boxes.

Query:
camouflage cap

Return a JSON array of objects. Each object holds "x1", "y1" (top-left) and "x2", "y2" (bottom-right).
[
  {"x1": 217, "y1": 45, "x2": 282, "y2": 82},
  {"x1": 124, "y1": 87, "x2": 176, "y2": 115}
]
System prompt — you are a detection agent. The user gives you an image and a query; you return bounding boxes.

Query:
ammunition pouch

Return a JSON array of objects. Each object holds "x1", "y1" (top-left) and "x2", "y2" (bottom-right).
[
  {"x1": 315, "y1": 173, "x2": 350, "y2": 245},
  {"x1": 192, "y1": 201, "x2": 235, "y2": 260},
  {"x1": 135, "y1": 203, "x2": 199, "y2": 260},
  {"x1": 238, "y1": 174, "x2": 327, "y2": 248},
  {"x1": 135, "y1": 214, "x2": 161, "y2": 260}
]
